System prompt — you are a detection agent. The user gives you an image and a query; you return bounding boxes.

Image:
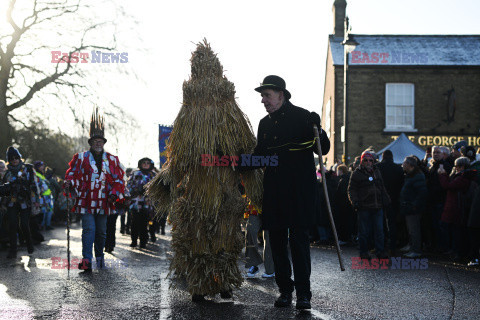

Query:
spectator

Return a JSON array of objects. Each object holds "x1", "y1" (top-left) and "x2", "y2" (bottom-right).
[
  {"x1": 0, "y1": 160, "x2": 6, "y2": 180},
  {"x1": 426, "y1": 146, "x2": 453, "y2": 252},
  {"x1": 461, "y1": 146, "x2": 480, "y2": 182},
  {"x1": 334, "y1": 164, "x2": 355, "y2": 245},
  {"x1": 377, "y1": 150, "x2": 404, "y2": 255},
  {"x1": 244, "y1": 196, "x2": 274, "y2": 279},
  {"x1": 348, "y1": 151, "x2": 390, "y2": 260},
  {"x1": 451, "y1": 141, "x2": 467, "y2": 161},
  {"x1": 438, "y1": 157, "x2": 477, "y2": 260},
  {"x1": 34, "y1": 161, "x2": 54, "y2": 230},
  {"x1": 399, "y1": 156, "x2": 428, "y2": 258},
  {"x1": 2, "y1": 147, "x2": 35, "y2": 258},
  {"x1": 45, "y1": 167, "x2": 61, "y2": 221},
  {"x1": 467, "y1": 180, "x2": 480, "y2": 267}
]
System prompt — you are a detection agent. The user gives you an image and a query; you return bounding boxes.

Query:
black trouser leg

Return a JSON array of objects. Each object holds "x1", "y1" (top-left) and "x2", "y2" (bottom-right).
[
  {"x1": 149, "y1": 219, "x2": 157, "y2": 240},
  {"x1": 159, "y1": 214, "x2": 167, "y2": 234},
  {"x1": 120, "y1": 212, "x2": 126, "y2": 233},
  {"x1": 106, "y1": 214, "x2": 118, "y2": 248},
  {"x1": 139, "y1": 209, "x2": 149, "y2": 245},
  {"x1": 468, "y1": 228, "x2": 480, "y2": 259},
  {"x1": 289, "y1": 227, "x2": 312, "y2": 299},
  {"x1": 126, "y1": 210, "x2": 131, "y2": 232},
  {"x1": 269, "y1": 228, "x2": 294, "y2": 295},
  {"x1": 130, "y1": 209, "x2": 140, "y2": 243},
  {"x1": 7, "y1": 206, "x2": 32, "y2": 252}
]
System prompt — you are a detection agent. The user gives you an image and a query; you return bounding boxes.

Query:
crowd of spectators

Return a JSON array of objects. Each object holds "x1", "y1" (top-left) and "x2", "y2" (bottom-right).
[{"x1": 311, "y1": 141, "x2": 480, "y2": 267}]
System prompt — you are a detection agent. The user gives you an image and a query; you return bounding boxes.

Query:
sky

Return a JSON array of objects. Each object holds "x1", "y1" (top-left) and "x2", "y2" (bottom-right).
[
  {"x1": 3, "y1": 0, "x2": 480, "y2": 168},
  {"x1": 110, "y1": 0, "x2": 480, "y2": 167}
]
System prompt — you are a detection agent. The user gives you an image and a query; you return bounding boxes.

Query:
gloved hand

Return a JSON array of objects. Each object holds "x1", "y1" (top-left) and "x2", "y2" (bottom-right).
[{"x1": 353, "y1": 202, "x2": 360, "y2": 212}]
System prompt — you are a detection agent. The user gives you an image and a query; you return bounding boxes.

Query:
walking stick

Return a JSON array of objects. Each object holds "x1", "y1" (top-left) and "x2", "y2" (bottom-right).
[
  {"x1": 313, "y1": 124, "x2": 345, "y2": 271},
  {"x1": 66, "y1": 188, "x2": 71, "y2": 276}
]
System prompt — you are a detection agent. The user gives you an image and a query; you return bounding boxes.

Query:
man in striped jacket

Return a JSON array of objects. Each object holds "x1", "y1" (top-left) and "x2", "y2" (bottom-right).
[{"x1": 64, "y1": 109, "x2": 125, "y2": 272}]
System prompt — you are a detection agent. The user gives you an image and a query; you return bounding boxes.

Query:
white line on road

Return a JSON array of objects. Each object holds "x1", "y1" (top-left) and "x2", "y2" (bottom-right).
[{"x1": 159, "y1": 271, "x2": 171, "y2": 320}]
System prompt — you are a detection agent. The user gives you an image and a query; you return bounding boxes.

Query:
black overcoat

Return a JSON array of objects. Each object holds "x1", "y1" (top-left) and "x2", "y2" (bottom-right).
[{"x1": 251, "y1": 101, "x2": 330, "y2": 230}]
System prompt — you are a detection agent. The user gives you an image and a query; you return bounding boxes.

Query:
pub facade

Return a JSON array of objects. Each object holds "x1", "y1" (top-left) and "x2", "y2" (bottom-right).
[{"x1": 322, "y1": 0, "x2": 480, "y2": 165}]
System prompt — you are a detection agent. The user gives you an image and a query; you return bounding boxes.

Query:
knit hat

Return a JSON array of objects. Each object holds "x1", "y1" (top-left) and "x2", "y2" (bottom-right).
[
  {"x1": 34, "y1": 160, "x2": 45, "y2": 171},
  {"x1": 138, "y1": 157, "x2": 154, "y2": 170},
  {"x1": 6, "y1": 146, "x2": 21, "y2": 161},
  {"x1": 360, "y1": 151, "x2": 375, "y2": 162}
]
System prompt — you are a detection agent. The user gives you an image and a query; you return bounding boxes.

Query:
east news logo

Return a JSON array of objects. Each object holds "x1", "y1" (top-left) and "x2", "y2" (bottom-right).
[
  {"x1": 351, "y1": 257, "x2": 428, "y2": 270},
  {"x1": 51, "y1": 50, "x2": 128, "y2": 63}
]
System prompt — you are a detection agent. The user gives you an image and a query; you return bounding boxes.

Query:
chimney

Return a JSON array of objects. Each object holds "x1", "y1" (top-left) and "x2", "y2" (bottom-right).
[{"x1": 333, "y1": 0, "x2": 347, "y2": 38}]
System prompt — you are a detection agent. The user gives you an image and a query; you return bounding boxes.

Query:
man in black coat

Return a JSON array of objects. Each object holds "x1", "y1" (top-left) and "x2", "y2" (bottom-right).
[
  {"x1": 426, "y1": 146, "x2": 453, "y2": 252},
  {"x1": 377, "y1": 150, "x2": 404, "y2": 254},
  {"x1": 245, "y1": 75, "x2": 330, "y2": 310}
]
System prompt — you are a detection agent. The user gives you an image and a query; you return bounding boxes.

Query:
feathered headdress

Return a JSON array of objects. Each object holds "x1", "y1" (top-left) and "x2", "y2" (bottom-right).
[{"x1": 88, "y1": 107, "x2": 107, "y2": 144}]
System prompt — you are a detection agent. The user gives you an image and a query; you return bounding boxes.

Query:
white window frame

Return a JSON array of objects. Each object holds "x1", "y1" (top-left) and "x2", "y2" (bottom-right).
[{"x1": 384, "y1": 83, "x2": 417, "y2": 132}]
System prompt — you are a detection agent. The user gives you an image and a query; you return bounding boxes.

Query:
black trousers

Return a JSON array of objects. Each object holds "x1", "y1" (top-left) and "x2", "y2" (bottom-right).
[
  {"x1": 469, "y1": 227, "x2": 480, "y2": 259},
  {"x1": 105, "y1": 214, "x2": 118, "y2": 249},
  {"x1": 131, "y1": 208, "x2": 148, "y2": 245},
  {"x1": 269, "y1": 227, "x2": 311, "y2": 299},
  {"x1": 149, "y1": 219, "x2": 157, "y2": 240},
  {"x1": 7, "y1": 205, "x2": 33, "y2": 252}
]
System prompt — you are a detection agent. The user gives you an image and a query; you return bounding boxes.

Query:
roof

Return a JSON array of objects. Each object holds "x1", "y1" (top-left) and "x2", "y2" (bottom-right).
[
  {"x1": 329, "y1": 34, "x2": 480, "y2": 66},
  {"x1": 377, "y1": 133, "x2": 426, "y2": 164}
]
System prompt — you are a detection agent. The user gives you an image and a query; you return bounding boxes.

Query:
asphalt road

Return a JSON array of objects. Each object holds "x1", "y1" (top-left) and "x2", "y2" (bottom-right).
[{"x1": 1, "y1": 223, "x2": 479, "y2": 320}]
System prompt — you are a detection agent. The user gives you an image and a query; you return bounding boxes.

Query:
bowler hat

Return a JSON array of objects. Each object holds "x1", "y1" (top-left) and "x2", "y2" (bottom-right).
[{"x1": 255, "y1": 75, "x2": 291, "y2": 100}]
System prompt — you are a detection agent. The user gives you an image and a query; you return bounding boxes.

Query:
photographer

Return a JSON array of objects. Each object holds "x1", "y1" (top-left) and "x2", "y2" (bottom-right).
[{"x1": 1, "y1": 147, "x2": 36, "y2": 258}]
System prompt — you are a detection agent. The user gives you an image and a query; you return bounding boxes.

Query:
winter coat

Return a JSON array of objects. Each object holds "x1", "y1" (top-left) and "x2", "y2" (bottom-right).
[
  {"x1": 470, "y1": 161, "x2": 480, "y2": 183},
  {"x1": 127, "y1": 169, "x2": 156, "y2": 212},
  {"x1": 348, "y1": 166, "x2": 391, "y2": 210},
  {"x1": 334, "y1": 171, "x2": 353, "y2": 218},
  {"x1": 468, "y1": 184, "x2": 480, "y2": 228},
  {"x1": 1, "y1": 162, "x2": 37, "y2": 209},
  {"x1": 426, "y1": 159, "x2": 453, "y2": 205},
  {"x1": 248, "y1": 100, "x2": 330, "y2": 230},
  {"x1": 65, "y1": 151, "x2": 125, "y2": 215},
  {"x1": 399, "y1": 170, "x2": 427, "y2": 216},
  {"x1": 439, "y1": 169, "x2": 477, "y2": 224},
  {"x1": 376, "y1": 158, "x2": 404, "y2": 205}
]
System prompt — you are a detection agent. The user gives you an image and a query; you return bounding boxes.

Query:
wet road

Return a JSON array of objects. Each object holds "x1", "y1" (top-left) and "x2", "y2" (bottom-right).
[{"x1": 1, "y1": 224, "x2": 480, "y2": 320}]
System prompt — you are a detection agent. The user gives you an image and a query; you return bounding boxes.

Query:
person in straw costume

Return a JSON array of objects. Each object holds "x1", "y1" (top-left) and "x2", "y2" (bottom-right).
[{"x1": 146, "y1": 40, "x2": 263, "y2": 302}]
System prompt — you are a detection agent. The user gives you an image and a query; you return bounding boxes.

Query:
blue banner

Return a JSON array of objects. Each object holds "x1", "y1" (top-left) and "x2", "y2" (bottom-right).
[{"x1": 158, "y1": 125, "x2": 173, "y2": 168}]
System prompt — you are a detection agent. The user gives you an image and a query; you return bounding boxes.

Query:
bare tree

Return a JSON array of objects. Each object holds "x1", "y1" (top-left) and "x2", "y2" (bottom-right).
[{"x1": 0, "y1": 0, "x2": 139, "y2": 154}]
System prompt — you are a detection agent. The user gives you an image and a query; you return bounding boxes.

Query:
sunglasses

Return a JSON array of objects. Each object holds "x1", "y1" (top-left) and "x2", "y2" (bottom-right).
[{"x1": 363, "y1": 159, "x2": 374, "y2": 163}]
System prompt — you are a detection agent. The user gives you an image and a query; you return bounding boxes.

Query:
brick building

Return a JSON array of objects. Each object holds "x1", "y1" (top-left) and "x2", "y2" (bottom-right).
[{"x1": 322, "y1": 0, "x2": 480, "y2": 165}]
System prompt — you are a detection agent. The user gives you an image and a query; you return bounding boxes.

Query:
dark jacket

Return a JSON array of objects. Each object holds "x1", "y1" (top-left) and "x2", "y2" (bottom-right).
[
  {"x1": 1, "y1": 162, "x2": 36, "y2": 208},
  {"x1": 348, "y1": 165, "x2": 391, "y2": 210},
  {"x1": 426, "y1": 159, "x2": 453, "y2": 204},
  {"x1": 439, "y1": 169, "x2": 477, "y2": 224},
  {"x1": 468, "y1": 184, "x2": 480, "y2": 228},
  {"x1": 377, "y1": 158, "x2": 404, "y2": 204},
  {"x1": 399, "y1": 170, "x2": 427, "y2": 216},
  {"x1": 249, "y1": 101, "x2": 330, "y2": 230}
]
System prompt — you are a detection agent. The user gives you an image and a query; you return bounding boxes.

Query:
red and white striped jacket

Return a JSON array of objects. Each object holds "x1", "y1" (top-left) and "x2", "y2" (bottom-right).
[{"x1": 65, "y1": 151, "x2": 125, "y2": 215}]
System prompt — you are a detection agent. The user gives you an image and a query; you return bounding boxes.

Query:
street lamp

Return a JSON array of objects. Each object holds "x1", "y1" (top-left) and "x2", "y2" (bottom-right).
[{"x1": 341, "y1": 17, "x2": 359, "y2": 164}]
